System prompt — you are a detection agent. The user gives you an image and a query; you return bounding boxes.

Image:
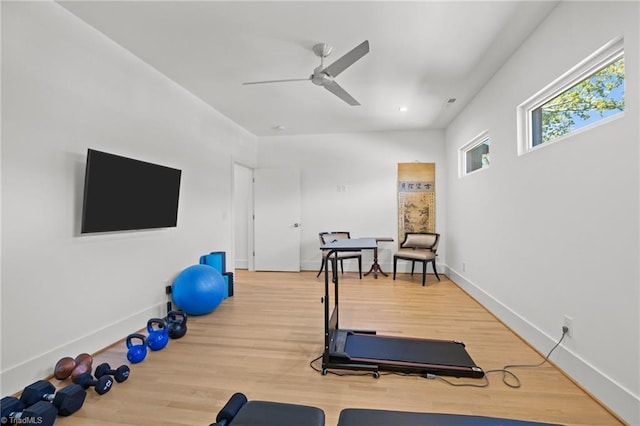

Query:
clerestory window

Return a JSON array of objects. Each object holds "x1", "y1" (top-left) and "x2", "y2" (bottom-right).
[
  {"x1": 518, "y1": 37, "x2": 624, "y2": 154},
  {"x1": 460, "y1": 131, "x2": 490, "y2": 176}
]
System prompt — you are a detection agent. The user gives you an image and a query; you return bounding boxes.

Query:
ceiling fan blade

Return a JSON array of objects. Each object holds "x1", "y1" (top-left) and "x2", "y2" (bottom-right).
[
  {"x1": 243, "y1": 77, "x2": 310, "y2": 85},
  {"x1": 323, "y1": 80, "x2": 360, "y2": 106},
  {"x1": 323, "y1": 40, "x2": 369, "y2": 78}
]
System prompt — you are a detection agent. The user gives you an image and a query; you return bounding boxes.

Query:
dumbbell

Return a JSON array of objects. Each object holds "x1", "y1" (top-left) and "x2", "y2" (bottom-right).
[
  {"x1": 74, "y1": 373, "x2": 113, "y2": 395},
  {"x1": 54, "y1": 353, "x2": 93, "y2": 381},
  {"x1": 20, "y1": 380, "x2": 86, "y2": 416},
  {"x1": 95, "y1": 363, "x2": 130, "y2": 383},
  {"x1": 1, "y1": 396, "x2": 57, "y2": 426}
]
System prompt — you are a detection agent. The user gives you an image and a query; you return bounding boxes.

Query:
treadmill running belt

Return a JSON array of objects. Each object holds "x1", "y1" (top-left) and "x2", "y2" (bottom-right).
[{"x1": 344, "y1": 333, "x2": 477, "y2": 367}]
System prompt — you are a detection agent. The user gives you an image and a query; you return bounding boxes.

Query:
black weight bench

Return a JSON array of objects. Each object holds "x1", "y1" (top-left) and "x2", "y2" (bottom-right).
[
  {"x1": 337, "y1": 408, "x2": 563, "y2": 426},
  {"x1": 210, "y1": 393, "x2": 563, "y2": 426},
  {"x1": 210, "y1": 393, "x2": 325, "y2": 426}
]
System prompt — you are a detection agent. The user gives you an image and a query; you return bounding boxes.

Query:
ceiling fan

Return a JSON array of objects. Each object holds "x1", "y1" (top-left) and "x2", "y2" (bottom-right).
[{"x1": 243, "y1": 40, "x2": 370, "y2": 106}]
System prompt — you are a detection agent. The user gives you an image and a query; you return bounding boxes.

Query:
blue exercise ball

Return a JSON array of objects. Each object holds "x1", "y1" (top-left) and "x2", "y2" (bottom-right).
[{"x1": 172, "y1": 264, "x2": 225, "y2": 315}]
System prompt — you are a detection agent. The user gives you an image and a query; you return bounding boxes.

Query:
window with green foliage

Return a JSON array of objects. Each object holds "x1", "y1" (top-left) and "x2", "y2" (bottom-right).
[
  {"x1": 518, "y1": 37, "x2": 624, "y2": 154},
  {"x1": 460, "y1": 131, "x2": 489, "y2": 176},
  {"x1": 532, "y1": 57, "x2": 624, "y2": 146}
]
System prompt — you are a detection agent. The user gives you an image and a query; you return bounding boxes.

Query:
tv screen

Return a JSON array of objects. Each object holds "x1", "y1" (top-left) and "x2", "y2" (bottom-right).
[{"x1": 81, "y1": 149, "x2": 182, "y2": 233}]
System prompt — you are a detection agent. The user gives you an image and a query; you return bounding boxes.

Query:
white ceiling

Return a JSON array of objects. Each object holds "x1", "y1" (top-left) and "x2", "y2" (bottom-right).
[{"x1": 57, "y1": 1, "x2": 558, "y2": 137}]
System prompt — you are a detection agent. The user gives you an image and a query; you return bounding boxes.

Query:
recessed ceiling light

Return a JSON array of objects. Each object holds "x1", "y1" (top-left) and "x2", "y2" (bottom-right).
[
  {"x1": 273, "y1": 125, "x2": 286, "y2": 131},
  {"x1": 398, "y1": 106, "x2": 408, "y2": 112}
]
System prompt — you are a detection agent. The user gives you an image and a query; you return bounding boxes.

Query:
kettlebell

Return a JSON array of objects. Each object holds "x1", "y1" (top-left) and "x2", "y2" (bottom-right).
[
  {"x1": 165, "y1": 310, "x2": 188, "y2": 339},
  {"x1": 146, "y1": 318, "x2": 169, "y2": 351},
  {"x1": 126, "y1": 333, "x2": 147, "y2": 364}
]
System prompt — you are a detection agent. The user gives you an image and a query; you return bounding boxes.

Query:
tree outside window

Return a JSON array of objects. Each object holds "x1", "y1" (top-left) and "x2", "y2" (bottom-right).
[{"x1": 532, "y1": 57, "x2": 624, "y2": 146}]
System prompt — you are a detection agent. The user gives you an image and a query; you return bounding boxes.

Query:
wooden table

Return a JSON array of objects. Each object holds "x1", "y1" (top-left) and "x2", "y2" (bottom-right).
[{"x1": 363, "y1": 237, "x2": 394, "y2": 278}]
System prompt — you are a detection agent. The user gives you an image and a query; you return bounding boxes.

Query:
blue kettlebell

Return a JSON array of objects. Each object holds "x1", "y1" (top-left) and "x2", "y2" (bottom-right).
[
  {"x1": 126, "y1": 333, "x2": 147, "y2": 364},
  {"x1": 146, "y1": 318, "x2": 169, "y2": 351}
]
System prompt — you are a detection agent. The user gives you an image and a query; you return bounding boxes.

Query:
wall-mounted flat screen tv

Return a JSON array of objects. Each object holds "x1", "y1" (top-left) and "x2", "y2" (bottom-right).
[{"x1": 81, "y1": 149, "x2": 182, "y2": 233}]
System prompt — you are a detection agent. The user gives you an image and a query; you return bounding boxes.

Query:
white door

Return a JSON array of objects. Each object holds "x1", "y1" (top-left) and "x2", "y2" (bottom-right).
[
  {"x1": 254, "y1": 168, "x2": 301, "y2": 271},
  {"x1": 233, "y1": 163, "x2": 253, "y2": 270}
]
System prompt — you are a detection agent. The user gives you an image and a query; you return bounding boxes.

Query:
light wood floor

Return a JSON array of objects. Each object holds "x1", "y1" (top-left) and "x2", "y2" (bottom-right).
[{"x1": 49, "y1": 271, "x2": 623, "y2": 426}]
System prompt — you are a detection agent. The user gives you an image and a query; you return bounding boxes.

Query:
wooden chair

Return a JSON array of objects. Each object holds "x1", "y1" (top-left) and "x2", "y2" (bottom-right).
[
  {"x1": 317, "y1": 232, "x2": 362, "y2": 279},
  {"x1": 393, "y1": 232, "x2": 440, "y2": 286}
]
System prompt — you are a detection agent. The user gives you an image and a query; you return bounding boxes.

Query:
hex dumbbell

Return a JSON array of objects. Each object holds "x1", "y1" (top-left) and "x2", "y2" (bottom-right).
[
  {"x1": 1, "y1": 396, "x2": 57, "y2": 426},
  {"x1": 20, "y1": 380, "x2": 86, "y2": 416},
  {"x1": 74, "y1": 373, "x2": 113, "y2": 395},
  {"x1": 95, "y1": 363, "x2": 130, "y2": 383}
]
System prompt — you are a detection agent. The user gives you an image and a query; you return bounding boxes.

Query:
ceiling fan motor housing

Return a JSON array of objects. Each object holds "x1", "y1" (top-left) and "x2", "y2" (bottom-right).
[
  {"x1": 312, "y1": 67, "x2": 333, "y2": 86},
  {"x1": 312, "y1": 43, "x2": 333, "y2": 58}
]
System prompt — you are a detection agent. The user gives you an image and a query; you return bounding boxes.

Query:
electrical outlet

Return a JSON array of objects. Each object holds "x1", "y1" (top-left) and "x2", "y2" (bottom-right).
[
  {"x1": 563, "y1": 315, "x2": 573, "y2": 337},
  {"x1": 462, "y1": 262, "x2": 466, "y2": 272}
]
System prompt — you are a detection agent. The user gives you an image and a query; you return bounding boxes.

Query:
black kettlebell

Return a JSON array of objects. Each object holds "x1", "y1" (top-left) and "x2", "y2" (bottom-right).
[{"x1": 165, "y1": 310, "x2": 188, "y2": 339}]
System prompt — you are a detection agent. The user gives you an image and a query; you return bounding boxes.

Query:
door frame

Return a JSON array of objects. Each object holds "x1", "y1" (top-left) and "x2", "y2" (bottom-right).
[{"x1": 233, "y1": 162, "x2": 255, "y2": 271}]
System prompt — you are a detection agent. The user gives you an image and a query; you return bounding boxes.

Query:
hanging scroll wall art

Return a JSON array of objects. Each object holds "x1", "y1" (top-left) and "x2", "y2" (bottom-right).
[{"x1": 397, "y1": 163, "x2": 436, "y2": 244}]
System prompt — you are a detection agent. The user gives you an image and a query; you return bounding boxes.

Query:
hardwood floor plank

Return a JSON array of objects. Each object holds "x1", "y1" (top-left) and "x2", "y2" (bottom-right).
[{"x1": 49, "y1": 271, "x2": 623, "y2": 426}]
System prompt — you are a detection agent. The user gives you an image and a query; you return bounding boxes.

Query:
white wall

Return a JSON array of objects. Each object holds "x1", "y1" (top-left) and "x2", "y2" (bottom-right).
[
  {"x1": 257, "y1": 130, "x2": 446, "y2": 274},
  {"x1": 444, "y1": 2, "x2": 639, "y2": 423},
  {"x1": 3, "y1": 2, "x2": 637, "y2": 423},
  {"x1": 1, "y1": 2, "x2": 257, "y2": 395}
]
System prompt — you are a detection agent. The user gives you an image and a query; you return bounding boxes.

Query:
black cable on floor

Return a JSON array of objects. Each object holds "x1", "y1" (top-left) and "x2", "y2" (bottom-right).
[
  {"x1": 309, "y1": 353, "x2": 377, "y2": 377},
  {"x1": 425, "y1": 328, "x2": 568, "y2": 388}
]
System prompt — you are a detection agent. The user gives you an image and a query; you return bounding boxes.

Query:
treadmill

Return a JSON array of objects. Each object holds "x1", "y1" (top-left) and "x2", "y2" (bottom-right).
[{"x1": 320, "y1": 238, "x2": 484, "y2": 379}]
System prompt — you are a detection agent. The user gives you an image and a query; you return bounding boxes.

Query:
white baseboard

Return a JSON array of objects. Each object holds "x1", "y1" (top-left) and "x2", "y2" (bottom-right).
[
  {"x1": 235, "y1": 259, "x2": 249, "y2": 269},
  {"x1": 0, "y1": 303, "x2": 165, "y2": 396},
  {"x1": 447, "y1": 266, "x2": 639, "y2": 426}
]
